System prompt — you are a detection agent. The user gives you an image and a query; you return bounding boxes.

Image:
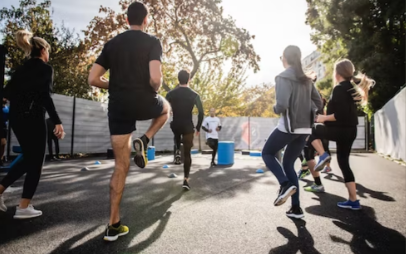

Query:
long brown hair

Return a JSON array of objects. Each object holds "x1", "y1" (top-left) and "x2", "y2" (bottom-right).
[
  {"x1": 334, "y1": 59, "x2": 375, "y2": 105},
  {"x1": 283, "y1": 45, "x2": 312, "y2": 84},
  {"x1": 15, "y1": 30, "x2": 50, "y2": 58}
]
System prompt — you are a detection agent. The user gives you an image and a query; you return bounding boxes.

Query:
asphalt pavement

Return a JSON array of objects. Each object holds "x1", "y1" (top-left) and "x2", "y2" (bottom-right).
[{"x1": 0, "y1": 153, "x2": 406, "y2": 254}]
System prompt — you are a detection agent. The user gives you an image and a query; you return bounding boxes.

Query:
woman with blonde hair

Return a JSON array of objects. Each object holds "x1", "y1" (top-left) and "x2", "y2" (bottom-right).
[
  {"x1": 309, "y1": 59, "x2": 375, "y2": 210},
  {"x1": 0, "y1": 30, "x2": 64, "y2": 219}
]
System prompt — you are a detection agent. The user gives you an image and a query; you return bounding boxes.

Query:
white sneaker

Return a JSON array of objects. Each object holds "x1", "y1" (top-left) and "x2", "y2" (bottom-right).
[
  {"x1": 0, "y1": 194, "x2": 6, "y2": 212},
  {"x1": 14, "y1": 205, "x2": 42, "y2": 219}
]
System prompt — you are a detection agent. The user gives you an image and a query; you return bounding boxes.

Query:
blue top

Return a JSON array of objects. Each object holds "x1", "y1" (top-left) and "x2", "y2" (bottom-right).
[{"x1": 3, "y1": 105, "x2": 9, "y2": 124}]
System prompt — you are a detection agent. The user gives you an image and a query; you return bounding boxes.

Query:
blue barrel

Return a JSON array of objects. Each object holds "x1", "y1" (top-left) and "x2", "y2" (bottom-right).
[
  {"x1": 217, "y1": 141, "x2": 235, "y2": 165},
  {"x1": 147, "y1": 146, "x2": 155, "y2": 161}
]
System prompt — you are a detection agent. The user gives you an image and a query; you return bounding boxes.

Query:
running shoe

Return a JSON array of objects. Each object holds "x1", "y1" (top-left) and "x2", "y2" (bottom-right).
[
  {"x1": 304, "y1": 184, "x2": 325, "y2": 193},
  {"x1": 321, "y1": 165, "x2": 332, "y2": 173},
  {"x1": 103, "y1": 223, "x2": 129, "y2": 242},
  {"x1": 210, "y1": 161, "x2": 217, "y2": 167},
  {"x1": 133, "y1": 136, "x2": 148, "y2": 168},
  {"x1": 174, "y1": 150, "x2": 181, "y2": 165},
  {"x1": 274, "y1": 182, "x2": 297, "y2": 207},
  {"x1": 298, "y1": 169, "x2": 311, "y2": 179},
  {"x1": 314, "y1": 152, "x2": 331, "y2": 172},
  {"x1": 14, "y1": 205, "x2": 42, "y2": 219},
  {"x1": 301, "y1": 159, "x2": 308, "y2": 168},
  {"x1": 182, "y1": 180, "x2": 190, "y2": 190},
  {"x1": 286, "y1": 206, "x2": 304, "y2": 219},
  {"x1": 0, "y1": 194, "x2": 6, "y2": 212},
  {"x1": 337, "y1": 200, "x2": 361, "y2": 210}
]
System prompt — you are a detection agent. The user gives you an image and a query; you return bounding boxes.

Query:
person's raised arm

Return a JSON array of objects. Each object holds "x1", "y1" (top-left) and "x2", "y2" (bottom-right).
[
  {"x1": 149, "y1": 39, "x2": 163, "y2": 92},
  {"x1": 89, "y1": 44, "x2": 110, "y2": 89}
]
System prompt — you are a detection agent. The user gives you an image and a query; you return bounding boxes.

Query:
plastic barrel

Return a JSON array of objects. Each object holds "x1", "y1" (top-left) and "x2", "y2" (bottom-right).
[
  {"x1": 217, "y1": 141, "x2": 235, "y2": 165},
  {"x1": 147, "y1": 146, "x2": 155, "y2": 161}
]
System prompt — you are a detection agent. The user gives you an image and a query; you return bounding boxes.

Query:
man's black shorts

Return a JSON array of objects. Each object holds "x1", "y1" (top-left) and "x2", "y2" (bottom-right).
[{"x1": 108, "y1": 95, "x2": 165, "y2": 135}]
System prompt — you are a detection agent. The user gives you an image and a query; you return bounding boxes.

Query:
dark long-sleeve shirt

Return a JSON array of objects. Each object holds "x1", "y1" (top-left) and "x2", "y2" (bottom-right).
[
  {"x1": 165, "y1": 86, "x2": 204, "y2": 132},
  {"x1": 4, "y1": 58, "x2": 61, "y2": 125},
  {"x1": 326, "y1": 81, "x2": 358, "y2": 127}
]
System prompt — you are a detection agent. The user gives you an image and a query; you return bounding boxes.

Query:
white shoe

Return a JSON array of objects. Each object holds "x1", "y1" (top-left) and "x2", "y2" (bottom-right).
[
  {"x1": 0, "y1": 194, "x2": 6, "y2": 212},
  {"x1": 14, "y1": 205, "x2": 42, "y2": 219}
]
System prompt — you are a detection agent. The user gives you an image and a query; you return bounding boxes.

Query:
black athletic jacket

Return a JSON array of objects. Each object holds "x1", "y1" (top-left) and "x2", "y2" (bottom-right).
[{"x1": 4, "y1": 58, "x2": 61, "y2": 125}]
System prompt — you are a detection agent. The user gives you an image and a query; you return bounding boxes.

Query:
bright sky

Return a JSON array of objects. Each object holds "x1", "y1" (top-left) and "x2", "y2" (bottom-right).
[{"x1": 1, "y1": 0, "x2": 316, "y2": 86}]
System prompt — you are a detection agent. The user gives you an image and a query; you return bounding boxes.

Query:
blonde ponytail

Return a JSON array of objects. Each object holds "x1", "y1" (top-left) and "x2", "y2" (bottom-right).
[
  {"x1": 351, "y1": 73, "x2": 375, "y2": 106},
  {"x1": 15, "y1": 29, "x2": 51, "y2": 58},
  {"x1": 334, "y1": 59, "x2": 375, "y2": 106},
  {"x1": 15, "y1": 30, "x2": 34, "y2": 57}
]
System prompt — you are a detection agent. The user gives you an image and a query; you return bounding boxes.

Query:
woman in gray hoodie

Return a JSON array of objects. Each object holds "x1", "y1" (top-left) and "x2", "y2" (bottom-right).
[{"x1": 262, "y1": 45, "x2": 322, "y2": 219}]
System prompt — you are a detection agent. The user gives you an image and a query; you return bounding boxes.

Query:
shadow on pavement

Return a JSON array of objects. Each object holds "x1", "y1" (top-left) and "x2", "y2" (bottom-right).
[
  {"x1": 305, "y1": 192, "x2": 405, "y2": 254},
  {"x1": 0, "y1": 158, "x2": 263, "y2": 253},
  {"x1": 269, "y1": 219, "x2": 321, "y2": 254},
  {"x1": 323, "y1": 173, "x2": 395, "y2": 202}
]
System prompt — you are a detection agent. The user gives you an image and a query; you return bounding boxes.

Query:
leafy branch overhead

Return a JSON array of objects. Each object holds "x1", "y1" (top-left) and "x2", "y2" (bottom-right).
[
  {"x1": 305, "y1": 0, "x2": 405, "y2": 114},
  {"x1": 84, "y1": 0, "x2": 260, "y2": 90}
]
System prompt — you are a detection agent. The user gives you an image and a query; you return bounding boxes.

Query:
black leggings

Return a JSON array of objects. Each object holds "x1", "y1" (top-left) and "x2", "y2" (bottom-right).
[
  {"x1": 47, "y1": 132, "x2": 59, "y2": 158},
  {"x1": 310, "y1": 124, "x2": 357, "y2": 183},
  {"x1": 0, "y1": 116, "x2": 47, "y2": 199},
  {"x1": 173, "y1": 129, "x2": 194, "y2": 179},
  {"x1": 207, "y1": 138, "x2": 218, "y2": 162}
]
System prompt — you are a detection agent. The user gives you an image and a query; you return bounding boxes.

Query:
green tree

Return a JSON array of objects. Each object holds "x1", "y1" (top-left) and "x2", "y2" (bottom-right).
[
  {"x1": 0, "y1": 0, "x2": 92, "y2": 98},
  {"x1": 306, "y1": 0, "x2": 406, "y2": 114},
  {"x1": 83, "y1": 0, "x2": 260, "y2": 91},
  {"x1": 242, "y1": 83, "x2": 277, "y2": 117}
]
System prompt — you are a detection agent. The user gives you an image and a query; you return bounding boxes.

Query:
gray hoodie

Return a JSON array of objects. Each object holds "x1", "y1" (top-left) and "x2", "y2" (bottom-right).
[{"x1": 274, "y1": 68, "x2": 322, "y2": 134}]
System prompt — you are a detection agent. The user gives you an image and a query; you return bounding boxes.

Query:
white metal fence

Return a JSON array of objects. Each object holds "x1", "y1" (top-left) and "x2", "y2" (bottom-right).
[{"x1": 6, "y1": 94, "x2": 367, "y2": 156}]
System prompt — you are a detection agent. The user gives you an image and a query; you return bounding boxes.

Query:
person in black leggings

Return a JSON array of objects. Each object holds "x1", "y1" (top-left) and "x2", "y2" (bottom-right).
[
  {"x1": 47, "y1": 118, "x2": 60, "y2": 161},
  {"x1": 166, "y1": 70, "x2": 204, "y2": 190},
  {"x1": 0, "y1": 30, "x2": 64, "y2": 219},
  {"x1": 310, "y1": 59, "x2": 375, "y2": 211}
]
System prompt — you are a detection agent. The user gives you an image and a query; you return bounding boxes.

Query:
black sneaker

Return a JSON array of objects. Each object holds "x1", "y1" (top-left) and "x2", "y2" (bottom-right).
[
  {"x1": 210, "y1": 161, "x2": 217, "y2": 167},
  {"x1": 103, "y1": 223, "x2": 129, "y2": 242},
  {"x1": 182, "y1": 180, "x2": 190, "y2": 190},
  {"x1": 286, "y1": 206, "x2": 304, "y2": 219},
  {"x1": 133, "y1": 136, "x2": 148, "y2": 168},
  {"x1": 174, "y1": 150, "x2": 181, "y2": 165},
  {"x1": 274, "y1": 182, "x2": 297, "y2": 206}
]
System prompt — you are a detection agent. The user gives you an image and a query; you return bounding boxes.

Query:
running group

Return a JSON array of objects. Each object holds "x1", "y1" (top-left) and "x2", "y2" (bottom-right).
[{"x1": 0, "y1": 1, "x2": 375, "y2": 242}]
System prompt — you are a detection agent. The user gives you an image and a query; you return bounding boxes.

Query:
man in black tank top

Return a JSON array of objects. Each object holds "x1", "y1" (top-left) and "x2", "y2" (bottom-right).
[{"x1": 166, "y1": 70, "x2": 204, "y2": 190}]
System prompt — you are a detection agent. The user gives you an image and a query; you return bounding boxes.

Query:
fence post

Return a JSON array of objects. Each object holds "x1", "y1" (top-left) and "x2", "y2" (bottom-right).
[
  {"x1": 70, "y1": 97, "x2": 76, "y2": 157},
  {"x1": 365, "y1": 116, "x2": 369, "y2": 151}
]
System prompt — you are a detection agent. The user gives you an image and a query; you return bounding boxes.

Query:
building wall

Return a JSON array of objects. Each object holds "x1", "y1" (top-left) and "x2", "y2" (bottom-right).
[{"x1": 302, "y1": 51, "x2": 326, "y2": 81}]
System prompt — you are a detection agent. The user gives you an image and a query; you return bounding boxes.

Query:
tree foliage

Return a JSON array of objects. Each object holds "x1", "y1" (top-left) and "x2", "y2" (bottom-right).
[
  {"x1": 84, "y1": 0, "x2": 260, "y2": 91},
  {"x1": 242, "y1": 83, "x2": 277, "y2": 117},
  {"x1": 0, "y1": 0, "x2": 92, "y2": 98},
  {"x1": 306, "y1": 0, "x2": 406, "y2": 114}
]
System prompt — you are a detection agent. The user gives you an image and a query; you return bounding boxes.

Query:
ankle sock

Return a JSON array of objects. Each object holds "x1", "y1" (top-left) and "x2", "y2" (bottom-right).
[
  {"x1": 314, "y1": 176, "x2": 322, "y2": 186},
  {"x1": 112, "y1": 221, "x2": 121, "y2": 228},
  {"x1": 141, "y1": 135, "x2": 150, "y2": 145}
]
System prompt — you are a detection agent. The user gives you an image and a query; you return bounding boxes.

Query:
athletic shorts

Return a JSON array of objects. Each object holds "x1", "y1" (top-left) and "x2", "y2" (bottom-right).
[
  {"x1": 108, "y1": 95, "x2": 164, "y2": 135},
  {"x1": 207, "y1": 138, "x2": 219, "y2": 148}
]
